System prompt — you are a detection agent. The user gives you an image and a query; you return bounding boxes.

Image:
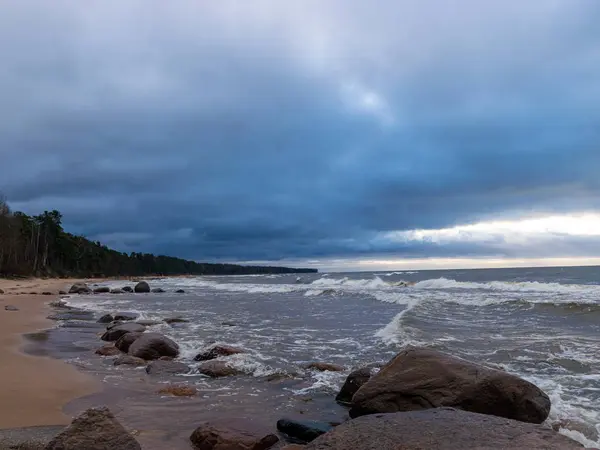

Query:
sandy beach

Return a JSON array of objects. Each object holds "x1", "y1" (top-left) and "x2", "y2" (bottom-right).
[{"x1": 0, "y1": 278, "x2": 99, "y2": 429}]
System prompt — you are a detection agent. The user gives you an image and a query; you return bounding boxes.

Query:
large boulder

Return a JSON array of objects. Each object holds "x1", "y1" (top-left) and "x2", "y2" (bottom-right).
[
  {"x1": 45, "y1": 407, "x2": 141, "y2": 450},
  {"x1": 128, "y1": 333, "x2": 179, "y2": 360},
  {"x1": 115, "y1": 332, "x2": 145, "y2": 352},
  {"x1": 336, "y1": 366, "x2": 379, "y2": 405},
  {"x1": 146, "y1": 360, "x2": 190, "y2": 375},
  {"x1": 194, "y1": 345, "x2": 244, "y2": 361},
  {"x1": 277, "y1": 419, "x2": 334, "y2": 444},
  {"x1": 198, "y1": 361, "x2": 243, "y2": 378},
  {"x1": 101, "y1": 323, "x2": 146, "y2": 342},
  {"x1": 68, "y1": 283, "x2": 91, "y2": 294},
  {"x1": 134, "y1": 281, "x2": 150, "y2": 293},
  {"x1": 302, "y1": 408, "x2": 582, "y2": 450},
  {"x1": 190, "y1": 419, "x2": 279, "y2": 450},
  {"x1": 350, "y1": 347, "x2": 551, "y2": 424}
]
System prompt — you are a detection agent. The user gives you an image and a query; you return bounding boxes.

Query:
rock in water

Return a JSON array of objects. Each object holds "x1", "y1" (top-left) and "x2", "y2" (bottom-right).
[
  {"x1": 5, "y1": 305, "x2": 19, "y2": 311},
  {"x1": 198, "y1": 360, "x2": 243, "y2": 378},
  {"x1": 128, "y1": 332, "x2": 179, "y2": 360},
  {"x1": 190, "y1": 419, "x2": 278, "y2": 450},
  {"x1": 194, "y1": 345, "x2": 244, "y2": 361},
  {"x1": 336, "y1": 366, "x2": 379, "y2": 405},
  {"x1": 305, "y1": 362, "x2": 344, "y2": 372},
  {"x1": 277, "y1": 419, "x2": 334, "y2": 443},
  {"x1": 115, "y1": 332, "x2": 144, "y2": 352},
  {"x1": 101, "y1": 323, "x2": 146, "y2": 342},
  {"x1": 113, "y1": 355, "x2": 147, "y2": 367},
  {"x1": 146, "y1": 360, "x2": 190, "y2": 375},
  {"x1": 45, "y1": 407, "x2": 141, "y2": 450},
  {"x1": 93, "y1": 286, "x2": 110, "y2": 293},
  {"x1": 151, "y1": 287, "x2": 165, "y2": 293},
  {"x1": 68, "y1": 283, "x2": 91, "y2": 294},
  {"x1": 122, "y1": 286, "x2": 133, "y2": 293},
  {"x1": 97, "y1": 314, "x2": 114, "y2": 324},
  {"x1": 113, "y1": 312, "x2": 139, "y2": 321},
  {"x1": 350, "y1": 347, "x2": 551, "y2": 424},
  {"x1": 95, "y1": 345, "x2": 121, "y2": 357},
  {"x1": 164, "y1": 317, "x2": 189, "y2": 324},
  {"x1": 302, "y1": 408, "x2": 582, "y2": 450},
  {"x1": 134, "y1": 281, "x2": 150, "y2": 293},
  {"x1": 175, "y1": 289, "x2": 185, "y2": 293},
  {"x1": 110, "y1": 288, "x2": 124, "y2": 294}
]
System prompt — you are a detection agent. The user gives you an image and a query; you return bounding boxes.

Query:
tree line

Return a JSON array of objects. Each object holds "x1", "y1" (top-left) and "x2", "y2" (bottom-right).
[{"x1": 0, "y1": 197, "x2": 316, "y2": 277}]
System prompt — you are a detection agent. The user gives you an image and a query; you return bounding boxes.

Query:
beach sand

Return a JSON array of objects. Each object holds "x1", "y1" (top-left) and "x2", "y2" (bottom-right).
[{"x1": 0, "y1": 278, "x2": 99, "y2": 429}]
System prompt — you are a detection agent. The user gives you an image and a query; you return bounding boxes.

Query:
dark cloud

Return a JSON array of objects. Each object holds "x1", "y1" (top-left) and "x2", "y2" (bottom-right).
[{"x1": 2, "y1": 1, "x2": 600, "y2": 265}]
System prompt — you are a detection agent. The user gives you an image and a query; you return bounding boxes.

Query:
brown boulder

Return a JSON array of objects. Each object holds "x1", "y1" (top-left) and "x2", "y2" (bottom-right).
[
  {"x1": 114, "y1": 355, "x2": 146, "y2": 367},
  {"x1": 350, "y1": 347, "x2": 551, "y2": 424},
  {"x1": 128, "y1": 332, "x2": 179, "y2": 360},
  {"x1": 115, "y1": 332, "x2": 144, "y2": 352},
  {"x1": 95, "y1": 345, "x2": 122, "y2": 357},
  {"x1": 101, "y1": 323, "x2": 146, "y2": 342},
  {"x1": 336, "y1": 366, "x2": 379, "y2": 405},
  {"x1": 194, "y1": 345, "x2": 245, "y2": 361},
  {"x1": 303, "y1": 408, "x2": 582, "y2": 450},
  {"x1": 190, "y1": 418, "x2": 278, "y2": 450},
  {"x1": 198, "y1": 360, "x2": 243, "y2": 378},
  {"x1": 134, "y1": 281, "x2": 150, "y2": 293},
  {"x1": 305, "y1": 362, "x2": 344, "y2": 372},
  {"x1": 68, "y1": 283, "x2": 91, "y2": 294},
  {"x1": 45, "y1": 407, "x2": 141, "y2": 450}
]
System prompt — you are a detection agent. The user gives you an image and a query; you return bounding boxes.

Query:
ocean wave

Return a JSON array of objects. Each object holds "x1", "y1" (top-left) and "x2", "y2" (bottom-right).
[{"x1": 413, "y1": 277, "x2": 600, "y2": 294}]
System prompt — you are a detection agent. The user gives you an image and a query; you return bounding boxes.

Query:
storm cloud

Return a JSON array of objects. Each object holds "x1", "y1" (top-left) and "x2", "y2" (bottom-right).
[{"x1": 2, "y1": 1, "x2": 600, "y2": 267}]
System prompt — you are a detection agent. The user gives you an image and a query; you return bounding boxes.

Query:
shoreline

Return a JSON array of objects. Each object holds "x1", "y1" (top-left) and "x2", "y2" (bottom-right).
[{"x1": 0, "y1": 278, "x2": 100, "y2": 429}]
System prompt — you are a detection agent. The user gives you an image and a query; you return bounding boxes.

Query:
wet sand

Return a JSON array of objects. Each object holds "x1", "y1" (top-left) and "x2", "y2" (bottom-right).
[{"x1": 0, "y1": 278, "x2": 99, "y2": 429}]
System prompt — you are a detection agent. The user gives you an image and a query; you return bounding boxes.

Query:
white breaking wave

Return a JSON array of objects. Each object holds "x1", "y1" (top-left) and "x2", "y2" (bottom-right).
[
  {"x1": 310, "y1": 276, "x2": 390, "y2": 289},
  {"x1": 413, "y1": 277, "x2": 600, "y2": 294}
]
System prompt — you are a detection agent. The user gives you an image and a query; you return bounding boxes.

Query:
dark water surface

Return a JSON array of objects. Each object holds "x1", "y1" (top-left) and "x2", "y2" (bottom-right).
[{"x1": 30, "y1": 266, "x2": 600, "y2": 448}]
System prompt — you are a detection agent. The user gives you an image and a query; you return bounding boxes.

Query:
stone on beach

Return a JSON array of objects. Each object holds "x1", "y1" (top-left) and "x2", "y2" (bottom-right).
[
  {"x1": 277, "y1": 418, "x2": 334, "y2": 444},
  {"x1": 42, "y1": 291, "x2": 53, "y2": 295},
  {"x1": 128, "y1": 332, "x2": 179, "y2": 360},
  {"x1": 5, "y1": 305, "x2": 19, "y2": 311},
  {"x1": 301, "y1": 408, "x2": 582, "y2": 450},
  {"x1": 114, "y1": 355, "x2": 147, "y2": 366},
  {"x1": 0, "y1": 288, "x2": 4, "y2": 294},
  {"x1": 101, "y1": 323, "x2": 146, "y2": 342},
  {"x1": 190, "y1": 418, "x2": 279, "y2": 450},
  {"x1": 336, "y1": 366, "x2": 379, "y2": 406},
  {"x1": 350, "y1": 347, "x2": 551, "y2": 424},
  {"x1": 146, "y1": 360, "x2": 190, "y2": 375},
  {"x1": 158, "y1": 384, "x2": 197, "y2": 397},
  {"x1": 95, "y1": 344, "x2": 122, "y2": 357},
  {"x1": 194, "y1": 345, "x2": 245, "y2": 361},
  {"x1": 93, "y1": 286, "x2": 110, "y2": 293},
  {"x1": 198, "y1": 360, "x2": 243, "y2": 378},
  {"x1": 115, "y1": 332, "x2": 145, "y2": 352},
  {"x1": 68, "y1": 282, "x2": 91, "y2": 294},
  {"x1": 134, "y1": 281, "x2": 150, "y2": 293},
  {"x1": 45, "y1": 407, "x2": 141, "y2": 450},
  {"x1": 305, "y1": 362, "x2": 344, "y2": 372}
]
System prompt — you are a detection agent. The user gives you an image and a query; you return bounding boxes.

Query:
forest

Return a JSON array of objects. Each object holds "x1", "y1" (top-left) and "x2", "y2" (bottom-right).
[{"x1": 0, "y1": 197, "x2": 316, "y2": 277}]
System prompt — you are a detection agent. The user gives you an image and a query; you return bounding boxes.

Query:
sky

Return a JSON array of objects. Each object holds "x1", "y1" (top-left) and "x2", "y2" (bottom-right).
[{"x1": 2, "y1": 0, "x2": 600, "y2": 271}]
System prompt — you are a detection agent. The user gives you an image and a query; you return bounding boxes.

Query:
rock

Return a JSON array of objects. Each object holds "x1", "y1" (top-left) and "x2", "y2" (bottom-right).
[
  {"x1": 97, "y1": 314, "x2": 114, "y2": 324},
  {"x1": 136, "y1": 319, "x2": 162, "y2": 326},
  {"x1": 115, "y1": 332, "x2": 144, "y2": 352},
  {"x1": 134, "y1": 281, "x2": 150, "y2": 293},
  {"x1": 45, "y1": 406, "x2": 141, "y2": 450},
  {"x1": 0, "y1": 288, "x2": 4, "y2": 294},
  {"x1": 198, "y1": 360, "x2": 243, "y2": 378},
  {"x1": 128, "y1": 332, "x2": 179, "y2": 360},
  {"x1": 5, "y1": 305, "x2": 18, "y2": 311},
  {"x1": 41, "y1": 291, "x2": 53, "y2": 296},
  {"x1": 95, "y1": 345, "x2": 122, "y2": 357},
  {"x1": 29, "y1": 292, "x2": 38, "y2": 295},
  {"x1": 110, "y1": 288, "x2": 124, "y2": 294},
  {"x1": 68, "y1": 282, "x2": 91, "y2": 294},
  {"x1": 221, "y1": 321, "x2": 237, "y2": 327},
  {"x1": 146, "y1": 360, "x2": 190, "y2": 375},
  {"x1": 106, "y1": 320, "x2": 124, "y2": 329},
  {"x1": 122, "y1": 286, "x2": 133, "y2": 293},
  {"x1": 114, "y1": 355, "x2": 147, "y2": 366},
  {"x1": 350, "y1": 347, "x2": 551, "y2": 424},
  {"x1": 151, "y1": 287, "x2": 165, "y2": 293},
  {"x1": 190, "y1": 419, "x2": 279, "y2": 450},
  {"x1": 302, "y1": 408, "x2": 583, "y2": 450},
  {"x1": 164, "y1": 317, "x2": 189, "y2": 324},
  {"x1": 58, "y1": 290, "x2": 67, "y2": 295},
  {"x1": 49, "y1": 299, "x2": 68, "y2": 308},
  {"x1": 114, "y1": 312, "x2": 139, "y2": 321},
  {"x1": 277, "y1": 419, "x2": 334, "y2": 444},
  {"x1": 175, "y1": 289, "x2": 185, "y2": 293},
  {"x1": 336, "y1": 367, "x2": 379, "y2": 406},
  {"x1": 93, "y1": 286, "x2": 110, "y2": 293},
  {"x1": 158, "y1": 384, "x2": 197, "y2": 397},
  {"x1": 305, "y1": 362, "x2": 344, "y2": 372},
  {"x1": 101, "y1": 323, "x2": 146, "y2": 342},
  {"x1": 159, "y1": 356, "x2": 174, "y2": 361},
  {"x1": 194, "y1": 345, "x2": 244, "y2": 361}
]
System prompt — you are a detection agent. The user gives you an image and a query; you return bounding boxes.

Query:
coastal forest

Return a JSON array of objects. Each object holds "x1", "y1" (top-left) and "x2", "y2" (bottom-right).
[{"x1": 0, "y1": 196, "x2": 315, "y2": 277}]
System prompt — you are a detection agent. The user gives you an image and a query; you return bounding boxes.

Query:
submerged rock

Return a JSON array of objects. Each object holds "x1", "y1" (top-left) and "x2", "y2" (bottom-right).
[
  {"x1": 110, "y1": 288, "x2": 124, "y2": 294},
  {"x1": 68, "y1": 283, "x2": 91, "y2": 294},
  {"x1": 95, "y1": 344, "x2": 121, "y2": 357},
  {"x1": 115, "y1": 332, "x2": 144, "y2": 352},
  {"x1": 114, "y1": 312, "x2": 139, "y2": 321},
  {"x1": 146, "y1": 360, "x2": 190, "y2": 375},
  {"x1": 93, "y1": 286, "x2": 110, "y2": 293},
  {"x1": 336, "y1": 366, "x2": 379, "y2": 406},
  {"x1": 42, "y1": 291, "x2": 53, "y2": 295},
  {"x1": 121, "y1": 286, "x2": 133, "y2": 293},
  {"x1": 350, "y1": 347, "x2": 551, "y2": 424},
  {"x1": 198, "y1": 360, "x2": 243, "y2": 378},
  {"x1": 277, "y1": 419, "x2": 334, "y2": 444},
  {"x1": 45, "y1": 407, "x2": 141, "y2": 450},
  {"x1": 97, "y1": 314, "x2": 114, "y2": 324},
  {"x1": 194, "y1": 345, "x2": 244, "y2": 361},
  {"x1": 128, "y1": 332, "x2": 179, "y2": 360},
  {"x1": 175, "y1": 289, "x2": 185, "y2": 293},
  {"x1": 134, "y1": 281, "x2": 150, "y2": 293},
  {"x1": 302, "y1": 408, "x2": 582, "y2": 450},
  {"x1": 305, "y1": 362, "x2": 344, "y2": 372},
  {"x1": 190, "y1": 419, "x2": 278, "y2": 450},
  {"x1": 101, "y1": 323, "x2": 146, "y2": 342},
  {"x1": 151, "y1": 287, "x2": 165, "y2": 293},
  {"x1": 114, "y1": 355, "x2": 147, "y2": 367},
  {"x1": 163, "y1": 317, "x2": 189, "y2": 324},
  {"x1": 136, "y1": 319, "x2": 162, "y2": 326}
]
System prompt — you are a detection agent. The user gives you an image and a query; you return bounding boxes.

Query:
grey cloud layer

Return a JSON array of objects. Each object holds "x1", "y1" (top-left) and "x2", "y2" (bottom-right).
[{"x1": 2, "y1": 1, "x2": 600, "y2": 262}]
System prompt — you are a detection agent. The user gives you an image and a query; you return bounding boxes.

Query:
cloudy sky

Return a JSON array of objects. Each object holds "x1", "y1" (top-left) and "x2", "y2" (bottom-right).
[{"x1": 2, "y1": 1, "x2": 600, "y2": 271}]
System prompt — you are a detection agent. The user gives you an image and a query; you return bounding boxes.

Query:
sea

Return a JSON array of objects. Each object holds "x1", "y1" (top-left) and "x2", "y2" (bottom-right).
[{"x1": 26, "y1": 266, "x2": 600, "y2": 449}]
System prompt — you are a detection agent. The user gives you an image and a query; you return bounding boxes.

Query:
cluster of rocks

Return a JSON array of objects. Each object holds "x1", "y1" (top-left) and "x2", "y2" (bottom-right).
[{"x1": 68, "y1": 281, "x2": 185, "y2": 295}]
